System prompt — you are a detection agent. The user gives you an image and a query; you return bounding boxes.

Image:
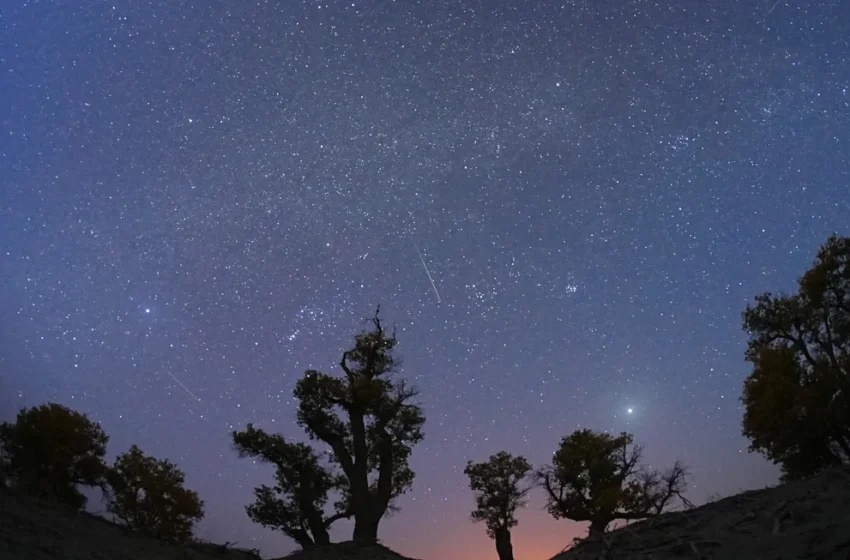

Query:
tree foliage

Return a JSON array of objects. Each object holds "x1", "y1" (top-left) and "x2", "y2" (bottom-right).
[
  {"x1": 464, "y1": 451, "x2": 532, "y2": 560},
  {"x1": 0, "y1": 402, "x2": 109, "y2": 509},
  {"x1": 293, "y1": 308, "x2": 425, "y2": 542},
  {"x1": 105, "y1": 444, "x2": 204, "y2": 543},
  {"x1": 742, "y1": 234, "x2": 850, "y2": 480},
  {"x1": 232, "y1": 424, "x2": 351, "y2": 548},
  {"x1": 536, "y1": 429, "x2": 689, "y2": 535}
]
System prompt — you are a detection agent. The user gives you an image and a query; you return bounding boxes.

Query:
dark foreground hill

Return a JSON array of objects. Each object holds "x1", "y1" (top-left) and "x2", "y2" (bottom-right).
[
  {"x1": 554, "y1": 467, "x2": 850, "y2": 560},
  {"x1": 280, "y1": 542, "x2": 417, "y2": 560},
  {"x1": 2, "y1": 468, "x2": 849, "y2": 560},
  {"x1": 0, "y1": 487, "x2": 417, "y2": 560},
  {"x1": 0, "y1": 487, "x2": 262, "y2": 560}
]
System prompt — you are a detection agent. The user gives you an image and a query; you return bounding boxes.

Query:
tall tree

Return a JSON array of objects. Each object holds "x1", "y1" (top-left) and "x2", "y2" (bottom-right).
[
  {"x1": 232, "y1": 424, "x2": 350, "y2": 548},
  {"x1": 0, "y1": 403, "x2": 108, "y2": 509},
  {"x1": 294, "y1": 308, "x2": 425, "y2": 542},
  {"x1": 464, "y1": 451, "x2": 532, "y2": 560},
  {"x1": 105, "y1": 444, "x2": 204, "y2": 543},
  {"x1": 536, "y1": 429, "x2": 689, "y2": 536},
  {"x1": 742, "y1": 234, "x2": 850, "y2": 480}
]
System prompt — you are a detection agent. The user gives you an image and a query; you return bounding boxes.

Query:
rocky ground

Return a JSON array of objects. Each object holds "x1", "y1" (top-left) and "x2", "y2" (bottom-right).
[
  {"x1": 554, "y1": 467, "x2": 850, "y2": 560},
  {"x1": 2, "y1": 467, "x2": 849, "y2": 560}
]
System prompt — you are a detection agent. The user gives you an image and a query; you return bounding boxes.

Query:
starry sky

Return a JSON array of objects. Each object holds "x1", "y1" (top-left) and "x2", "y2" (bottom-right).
[{"x1": 1, "y1": 0, "x2": 849, "y2": 558}]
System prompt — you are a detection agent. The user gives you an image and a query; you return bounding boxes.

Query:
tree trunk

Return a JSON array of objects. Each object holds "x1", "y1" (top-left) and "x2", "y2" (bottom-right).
[
  {"x1": 349, "y1": 405, "x2": 377, "y2": 543},
  {"x1": 291, "y1": 530, "x2": 315, "y2": 549},
  {"x1": 310, "y1": 524, "x2": 331, "y2": 546},
  {"x1": 494, "y1": 527, "x2": 514, "y2": 560},
  {"x1": 588, "y1": 519, "x2": 608, "y2": 536},
  {"x1": 352, "y1": 512, "x2": 380, "y2": 543},
  {"x1": 305, "y1": 506, "x2": 331, "y2": 546}
]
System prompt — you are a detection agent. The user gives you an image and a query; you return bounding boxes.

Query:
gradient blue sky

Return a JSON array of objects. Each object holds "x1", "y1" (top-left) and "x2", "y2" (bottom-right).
[{"x1": 1, "y1": 1, "x2": 848, "y2": 559}]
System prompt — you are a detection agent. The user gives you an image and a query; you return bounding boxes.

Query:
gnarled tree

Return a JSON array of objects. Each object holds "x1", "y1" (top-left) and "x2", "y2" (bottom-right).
[
  {"x1": 232, "y1": 424, "x2": 350, "y2": 548},
  {"x1": 105, "y1": 445, "x2": 204, "y2": 543},
  {"x1": 742, "y1": 234, "x2": 850, "y2": 480},
  {"x1": 0, "y1": 403, "x2": 109, "y2": 509},
  {"x1": 464, "y1": 451, "x2": 532, "y2": 560},
  {"x1": 294, "y1": 308, "x2": 425, "y2": 542},
  {"x1": 536, "y1": 429, "x2": 689, "y2": 536}
]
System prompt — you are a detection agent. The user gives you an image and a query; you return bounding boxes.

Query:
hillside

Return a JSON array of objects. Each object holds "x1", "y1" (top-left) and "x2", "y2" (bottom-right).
[
  {"x1": 2, "y1": 468, "x2": 849, "y2": 560},
  {"x1": 280, "y1": 541, "x2": 417, "y2": 560},
  {"x1": 553, "y1": 467, "x2": 850, "y2": 560},
  {"x1": 0, "y1": 486, "x2": 419, "y2": 560},
  {"x1": 0, "y1": 488, "x2": 261, "y2": 560}
]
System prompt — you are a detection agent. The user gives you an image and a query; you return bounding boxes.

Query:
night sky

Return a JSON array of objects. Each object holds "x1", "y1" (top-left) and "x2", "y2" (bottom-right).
[{"x1": 1, "y1": 1, "x2": 849, "y2": 559}]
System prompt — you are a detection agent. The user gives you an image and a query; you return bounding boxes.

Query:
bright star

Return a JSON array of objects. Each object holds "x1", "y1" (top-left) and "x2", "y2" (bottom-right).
[{"x1": 145, "y1": 308, "x2": 151, "y2": 313}]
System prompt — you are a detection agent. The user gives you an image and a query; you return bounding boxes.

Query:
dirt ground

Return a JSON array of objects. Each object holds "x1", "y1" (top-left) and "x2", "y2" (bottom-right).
[
  {"x1": 552, "y1": 467, "x2": 850, "y2": 560},
  {"x1": 280, "y1": 541, "x2": 418, "y2": 560},
  {"x1": 0, "y1": 489, "x2": 260, "y2": 560},
  {"x1": 0, "y1": 487, "x2": 416, "y2": 560}
]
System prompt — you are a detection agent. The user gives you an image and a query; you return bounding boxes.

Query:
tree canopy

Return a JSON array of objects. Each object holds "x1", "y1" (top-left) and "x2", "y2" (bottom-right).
[
  {"x1": 281, "y1": 308, "x2": 424, "y2": 542},
  {"x1": 464, "y1": 451, "x2": 532, "y2": 560},
  {"x1": 232, "y1": 424, "x2": 351, "y2": 548},
  {"x1": 0, "y1": 402, "x2": 109, "y2": 509},
  {"x1": 105, "y1": 444, "x2": 204, "y2": 543},
  {"x1": 742, "y1": 234, "x2": 850, "y2": 480},
  {"x1": 536, "y1": 429, "x2": 689, "y2": 535}
]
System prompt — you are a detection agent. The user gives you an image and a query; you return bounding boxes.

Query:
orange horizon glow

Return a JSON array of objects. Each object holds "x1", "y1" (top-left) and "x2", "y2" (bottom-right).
[{"x1": 381, "y1": 510, "x2": 586, "y2": 560}]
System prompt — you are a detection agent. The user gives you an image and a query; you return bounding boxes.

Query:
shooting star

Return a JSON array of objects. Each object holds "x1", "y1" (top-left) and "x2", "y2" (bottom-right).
[
  {"x1": 765, "y1": 0, "x2": 782, "y2": 16},
  {"x1": 166, "y1": 371, "x2": 202, "y2": 402},
  {"x1": 415, "y1": 245, "x2": 442, "y2": 303}
]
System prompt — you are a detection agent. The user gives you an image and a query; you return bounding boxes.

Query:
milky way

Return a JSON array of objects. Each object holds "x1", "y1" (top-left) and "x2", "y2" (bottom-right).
[{"x1": 1, "y1": 1, "x2": 849, "y2": 558}]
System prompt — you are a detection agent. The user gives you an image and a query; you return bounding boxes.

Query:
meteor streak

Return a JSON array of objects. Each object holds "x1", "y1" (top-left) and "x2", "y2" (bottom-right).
[
  {"x1": 166, "y1": 371, "x2": 202, "y2": 402},
  {"x1": 765, "y1": 0, "x2": 781, "y2": 15},
  {"x1": 415, "y1": 245, "x2": 442, "y2": 303}
]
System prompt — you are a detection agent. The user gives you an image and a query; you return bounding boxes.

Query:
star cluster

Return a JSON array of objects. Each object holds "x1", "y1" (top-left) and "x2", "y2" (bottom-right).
[{"x1": 1, "y1": 1, "x2": 849, "y2": 559}]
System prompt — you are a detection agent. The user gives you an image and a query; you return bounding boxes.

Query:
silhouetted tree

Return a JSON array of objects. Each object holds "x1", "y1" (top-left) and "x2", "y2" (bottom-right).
[
  {"x1": 0, "y1": 403, "x2": 108, "y2": 509},
  {"x1": 464, "y1": 451, "x2": 532, "y2": 560},
  {"x1": 536, "y1": 429, "x2": 689, "y2": 536},
  {"x1": 232, "y1": 424, "x2": 351, "y2": 548},
  {"x1": 105, "y1": 444, "x2": 204, "y2": 543},
  {"x1": 294, "y1": 308, "x2": 425, "y2": 542},
  {"x1": 742, "y1": 235, "x2": 850, "y2": 480},
  {"x1": 0, "y1": 441, "x2": 9, "y2": 489}
]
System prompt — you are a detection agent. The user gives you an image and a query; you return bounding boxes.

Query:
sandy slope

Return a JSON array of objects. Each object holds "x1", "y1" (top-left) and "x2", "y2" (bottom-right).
[
  {"x1": 0, "y1": 487, "x2": 417, "y2": 560},
  {"x1": 0, "y1": 489, "x2": 260, "y2": 560},
  {"x1": 552, "y1": 467, "x2": 850, "y2": 560}
]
